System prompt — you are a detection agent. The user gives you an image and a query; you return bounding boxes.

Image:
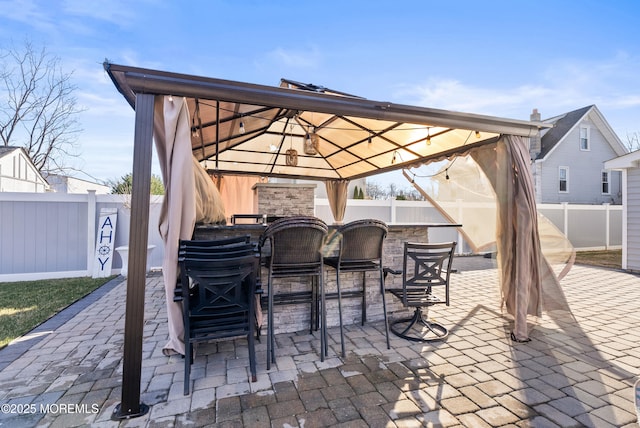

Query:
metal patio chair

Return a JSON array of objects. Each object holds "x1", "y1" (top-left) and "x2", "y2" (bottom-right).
[
  {"x1": 259, "y1": 216, "x2": 328, "y2": 370},
  {"x1": 178, "y1": 237, "x2": 259, "y2": 395},
  {"x1": 385, "y1": 241, "x2": 456, "y2": 342},
  {"x1": 323, "y1": 219, "x2": 390, "y2": 356}
]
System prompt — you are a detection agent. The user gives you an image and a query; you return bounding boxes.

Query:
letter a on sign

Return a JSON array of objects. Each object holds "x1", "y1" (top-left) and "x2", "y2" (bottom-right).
[{"x1": 92, "y1": 208, "x2": 118, "y2": 278}]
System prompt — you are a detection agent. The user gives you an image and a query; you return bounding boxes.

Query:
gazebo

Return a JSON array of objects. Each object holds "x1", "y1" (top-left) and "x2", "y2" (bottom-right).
[{"x1": 104, "y1": 62, "x2": 556, "y2": 419}]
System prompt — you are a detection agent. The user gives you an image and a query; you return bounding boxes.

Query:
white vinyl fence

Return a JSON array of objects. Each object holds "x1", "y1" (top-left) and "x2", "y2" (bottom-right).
[{"x1": 0, "y1": 193, "x2": 621, "y2": 281}]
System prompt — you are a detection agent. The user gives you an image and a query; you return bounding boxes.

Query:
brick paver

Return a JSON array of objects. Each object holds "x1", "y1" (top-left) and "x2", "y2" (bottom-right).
[{"x1": 1, "y1": 260, "x2": 639, "y2": 427}]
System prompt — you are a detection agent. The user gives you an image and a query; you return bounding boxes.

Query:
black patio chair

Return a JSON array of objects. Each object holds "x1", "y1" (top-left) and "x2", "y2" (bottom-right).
[
  {"x1": 384, "y1": 241, "x2": 456, "y2": 342},
  {"x1": 178, "y1": 238, "x2": 259, "y2": 395},
  {"x1": 323, "y1": 219, "x2": 390, "y2": 356},
  {"x1": 174, "y1": 236, "x2": 255, "y2": 304},
  {"x1": 259, "y1": 216, "x2": 328, "y2": 370}
]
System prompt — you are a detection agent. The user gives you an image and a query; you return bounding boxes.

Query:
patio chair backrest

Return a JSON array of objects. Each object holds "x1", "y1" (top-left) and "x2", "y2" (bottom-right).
[
  {"x1": 260, "y1": 216, "x2": 328, "y2": 266},
  {"x1": 402, "y1": 241, "x2": 456, "y2": 306},
  {"x1": 336, "y1": 219, "x2": 388, "y2": 263},
  {"x1": 178, "y1": 236, "x2": 255, "y2": 260}
]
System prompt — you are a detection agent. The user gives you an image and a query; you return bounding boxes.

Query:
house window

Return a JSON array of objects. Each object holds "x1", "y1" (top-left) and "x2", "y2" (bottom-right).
[
  {"x1": 602, "y1": 170, "x2": 610, "y2": 194},
  {"x1": 559, "y1": 167, "x2": 569, "y2": 192},
  {"x1": 579, "y1": 126, "x2": 590, "y2": 151}
]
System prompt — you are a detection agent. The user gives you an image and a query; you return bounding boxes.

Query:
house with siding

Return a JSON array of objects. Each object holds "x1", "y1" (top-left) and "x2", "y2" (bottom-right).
[
  {"x1": 529, "y1": 105, "x2": 627, "y2": 204},
  {"x1": 605, "y1": 150, "x2": 640, "y2": 271},
  {"x1": 0, "y1": 146, "x2": 49, "y2": 192},
  {"x1": 44, "y1": 173, "x2": 110, "y2": 194}
]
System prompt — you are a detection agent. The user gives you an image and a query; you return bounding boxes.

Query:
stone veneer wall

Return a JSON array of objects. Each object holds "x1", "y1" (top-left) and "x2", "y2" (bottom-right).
[
  {"x1": 267, "y1": 225, "x2": 431, "y2": 335},
  {"x1": 253, "y1": 183, "x2": 316, "y2": 217}
]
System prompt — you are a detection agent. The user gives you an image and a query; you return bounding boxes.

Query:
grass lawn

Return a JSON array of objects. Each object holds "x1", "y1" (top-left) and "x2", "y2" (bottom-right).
[
  {"x1": 574, "y1": 249, "x2": 622, "y2": 269},
  {"x1": 0, "y1": 276, "x2": 115, "y2": 349}
]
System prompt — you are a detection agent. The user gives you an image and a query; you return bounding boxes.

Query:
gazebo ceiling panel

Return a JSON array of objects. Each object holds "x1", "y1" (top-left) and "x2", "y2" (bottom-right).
[
  {"x1": 105, "y1": 63, "x2": 549, "y2": 181},
  {"x1": 348, "y1": 138, "x2": 403, "y2": 158},
  {"x1": 324, "y1": 146, "x2": 362, "y2": 164}
]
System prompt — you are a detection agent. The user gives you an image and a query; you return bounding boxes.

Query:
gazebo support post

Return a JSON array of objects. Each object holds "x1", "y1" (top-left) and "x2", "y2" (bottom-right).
[{"x1": 112, "y1": 93, "x2": 154, "y2": 420}]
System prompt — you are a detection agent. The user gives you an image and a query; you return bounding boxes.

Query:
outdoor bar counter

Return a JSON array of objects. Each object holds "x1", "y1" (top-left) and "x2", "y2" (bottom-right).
[{"x1": 193, "y1": 221, "x2": 460, "y2": 334}]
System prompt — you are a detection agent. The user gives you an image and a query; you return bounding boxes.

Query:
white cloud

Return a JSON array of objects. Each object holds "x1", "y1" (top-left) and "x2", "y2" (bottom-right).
[
  {"x1": 397, "y1": 79, "x2": 554, "y2": 116},
  {"x1": 0, "y1": 0, "x2": 56, "y2": 32},
  {"x1": 61, "y1": 0, "x2": 139, "y2": 26},
  {"x1": 394, "y1": 54, "x2": 640, "y2": 124}
]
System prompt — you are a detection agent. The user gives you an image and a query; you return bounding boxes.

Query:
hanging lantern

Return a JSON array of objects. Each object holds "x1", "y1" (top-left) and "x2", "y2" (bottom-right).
[
  {"x1": 286, "y1": 149, "x2": 298, "y2": 166},
  {"x1": 304, "y1": 132, "x2": 319, "y2": 155}
]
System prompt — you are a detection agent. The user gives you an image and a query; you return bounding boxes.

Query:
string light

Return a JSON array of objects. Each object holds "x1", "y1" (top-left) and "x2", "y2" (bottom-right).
[
  {"x1": 167, "y1": 95, "x2": 173, "y2": 102},
  {"x1": 426, "y1": 128, "x2": 431, "y2": 145},
  {"x1": 197, "y1": 100, "x2": 459, "y2": 134},
  {"x1": 239, "y1": 120, "x2": 246, "y2": 134},
  {"x1": 475, "y1": 130, "x2": 481, "y2": 138}
]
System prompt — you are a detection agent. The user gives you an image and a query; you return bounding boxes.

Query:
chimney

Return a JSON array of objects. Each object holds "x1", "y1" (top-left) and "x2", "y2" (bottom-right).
[
  {"x1": 530, "y1": 108, "x2": 541, "y2": 122},
  {"x1": 529, "y1": 108, "x2": 542, "y2": 160}
]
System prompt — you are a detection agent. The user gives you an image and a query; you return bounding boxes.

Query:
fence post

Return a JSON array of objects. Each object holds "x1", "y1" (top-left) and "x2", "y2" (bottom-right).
[
  {"x1": 604, "y1": 203, "x2": 610, "y2": 250},
  {"x1": 562, "y1": 202, "x2": 569, "y2": 239},
  {"x1": 87, "y1": 190, "x2": 97, "y2": 276},
  {"x1": 456, "y1": 199, "x2": 464, "y2": 254}
]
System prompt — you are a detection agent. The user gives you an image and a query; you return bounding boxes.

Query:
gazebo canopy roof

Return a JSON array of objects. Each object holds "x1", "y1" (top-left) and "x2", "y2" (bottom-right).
[{"x1": 105, "y1": 62, "x2": 549, "y2": 181}]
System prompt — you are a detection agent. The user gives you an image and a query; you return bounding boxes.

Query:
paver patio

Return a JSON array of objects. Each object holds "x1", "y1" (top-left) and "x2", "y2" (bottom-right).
[{"x1": 0, "y1": 257, "x2": 639, "y2": 427}]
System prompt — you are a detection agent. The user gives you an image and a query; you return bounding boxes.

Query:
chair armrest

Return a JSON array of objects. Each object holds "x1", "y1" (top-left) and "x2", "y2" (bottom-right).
[
  {"x1": 383, "y1": 267, "x2": 402, "y2": 281},
  {"x1": 383, "y1": 267, "x2": 402, "y2": 276}
]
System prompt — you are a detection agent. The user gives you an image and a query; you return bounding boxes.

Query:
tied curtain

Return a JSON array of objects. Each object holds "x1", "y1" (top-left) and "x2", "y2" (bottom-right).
[
  {"x1": 325, "y1": 179, "x2": 349, "y2": 224},
  {"x1": 153, "y1": 95, "x2": 227, "y2": 356},
  {"x1": 154, "y1": 95, "x2": 195, "y2": 356}
]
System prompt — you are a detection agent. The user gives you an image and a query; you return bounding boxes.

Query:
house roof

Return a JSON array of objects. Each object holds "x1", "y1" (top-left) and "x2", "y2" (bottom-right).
[
  {"x1": 0, "y1": 146, "x2": 22, "y2": 159},
  {"x1": 105, "y1": 62, "x2": 549, "y2": 181},
  {"x1": 536, "y1": 105, "x2": 593, "y2": 159},
  {"x1": 536, "y1": 105, "x2": 627, "y2": 161},
  {"x1": 605, "y1": 148, "x2": 640, "y2": 169}
]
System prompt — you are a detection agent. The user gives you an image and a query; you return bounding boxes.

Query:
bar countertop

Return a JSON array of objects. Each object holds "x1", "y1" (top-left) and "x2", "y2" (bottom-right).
[{"x1": 194, "y1": 222, "x2": 461, "y2": 232}]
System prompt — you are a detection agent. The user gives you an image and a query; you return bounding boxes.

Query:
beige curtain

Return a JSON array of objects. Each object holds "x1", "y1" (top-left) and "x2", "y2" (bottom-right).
[
  {"x1": 472, "y1": 136, "x2": 573, "y2": 339},
  {"x1": 193, "y1": 158, "x2": 226, "y2": 224},
  {"x1": 492, "y1": 136, "x2": 543, "y2": 339},
  {"x1": 325, "y1": 179, "x2": 349, "y2": 224},
  {"x1": 407, "y1": 135, "x2": 573, "y2": 341},
  {"x1": 154, "y1": 96, "x2": 196, "y2": 356},
  {"x1": 217, "y1": 175, "x2": 261, "y2": 222}
]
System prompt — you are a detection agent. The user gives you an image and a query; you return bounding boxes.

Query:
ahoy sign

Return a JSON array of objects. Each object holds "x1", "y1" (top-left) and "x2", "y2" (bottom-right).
[{"x1": 92, "y1": 208, "x2": 118, "y2": 278}]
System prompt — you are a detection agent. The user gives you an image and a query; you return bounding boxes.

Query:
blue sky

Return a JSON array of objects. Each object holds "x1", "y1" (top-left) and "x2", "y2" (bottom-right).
[{"x1": 1, "y1": 0, "x2": 640, "y2": 188}]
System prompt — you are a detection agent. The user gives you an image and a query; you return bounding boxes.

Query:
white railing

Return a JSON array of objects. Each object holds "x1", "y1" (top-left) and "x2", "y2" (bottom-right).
[{"x1": 0, "y1": 193, "x2": 622, "y2": 281}]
